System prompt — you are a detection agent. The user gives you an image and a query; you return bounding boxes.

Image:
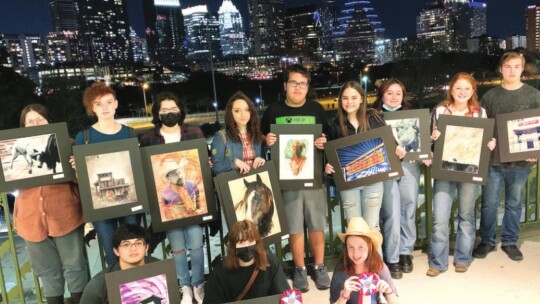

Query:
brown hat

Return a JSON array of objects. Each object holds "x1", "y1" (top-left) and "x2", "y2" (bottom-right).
[{"x1": 338, "y1": 217, "x2": 383, "y2": 250}]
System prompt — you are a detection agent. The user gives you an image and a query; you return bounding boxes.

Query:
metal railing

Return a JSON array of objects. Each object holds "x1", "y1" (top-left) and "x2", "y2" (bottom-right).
[{"x1": 1, "y1": 164, "x2": 540, "y2": 303}]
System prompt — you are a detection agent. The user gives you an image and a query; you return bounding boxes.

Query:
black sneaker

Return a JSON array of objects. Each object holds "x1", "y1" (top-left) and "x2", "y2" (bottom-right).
[
  {"x1": 312, "y1": 264, "x2": 331, "y2": 290},
  {"x1": 501, "y1": 245, "x2": 523, "y2": 261},
  {"x1": 472, "y1": 243, "x2": 495, "y2": 258},
  {"x1": 293, "y1": 267, "x2": 309, "y2": 292},
  {"x1": 386, "y1": 262, "x2": 403, "y2": 279},
  {"x1": 399, "y1": 255, "x2": 413, "y2": 273}
]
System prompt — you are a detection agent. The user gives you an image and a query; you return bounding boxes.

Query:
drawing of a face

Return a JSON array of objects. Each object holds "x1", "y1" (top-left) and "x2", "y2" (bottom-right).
[
  {"x1": 292, "y1": 140, "x2": 305, "y2": 158},
  {"x1": 165, "y1": 169, "x2": 184, "y2": 187}
]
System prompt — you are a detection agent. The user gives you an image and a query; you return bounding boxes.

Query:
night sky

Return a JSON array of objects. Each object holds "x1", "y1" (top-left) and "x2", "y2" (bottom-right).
[{"x1": 0, "y1": 0, "x2": 535, "y2": 39}]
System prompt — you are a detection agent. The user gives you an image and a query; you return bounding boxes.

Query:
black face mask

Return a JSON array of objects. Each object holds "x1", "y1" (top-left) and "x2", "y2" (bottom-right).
[
  {"x1": 235, "y1": 244, "x2": 257, "y2": 262},
  {"x1": 159, "y1": 113, "x2": 180, "y2": 127}
]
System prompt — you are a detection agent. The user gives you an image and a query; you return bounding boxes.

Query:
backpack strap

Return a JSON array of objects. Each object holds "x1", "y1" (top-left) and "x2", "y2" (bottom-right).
[{"x1": 236, "y1": 268, "x2": 259, "y2": 301}]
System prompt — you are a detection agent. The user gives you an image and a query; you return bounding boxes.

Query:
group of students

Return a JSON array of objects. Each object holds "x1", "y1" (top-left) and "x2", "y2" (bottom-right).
[{"x1": 11, "y1": 50, "x2": 539, "y2": 304}]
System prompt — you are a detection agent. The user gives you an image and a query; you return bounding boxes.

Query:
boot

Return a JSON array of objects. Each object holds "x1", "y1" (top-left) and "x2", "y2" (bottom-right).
[
  {"x1": 46, "y1": 295, "x2": 64, "y2": 304},
  {"x1": 70, "y1": 292, "x2": 83, "y2": 304}
]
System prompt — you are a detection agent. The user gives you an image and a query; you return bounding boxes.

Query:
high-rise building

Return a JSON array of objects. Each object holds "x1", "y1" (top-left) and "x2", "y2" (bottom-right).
[
  {"x1": 444, "y1": 1, "x2": 487, "y2": 50},
  {"x1": 320, "y1": 0, "x2": 337, "y2": 52},
  {"x1": 0, "y1": 34, "x2": 47, "y2": 72},
  {"x1": 218, "y1": 0, "x2": 248, "y2": 57},
  {"x1": 130, "y1": 27, "x2": 149, "y2": 63},
  {"x1": 506, "y1": 35, "x2": 526, "y2": 50},
  {"x1": 77, "y1": 0, "x2": 131, "y2": 64},
  {"x1": 142, "y1": 0, "x2": 185, "y2": 65},
  {"x1": 417, "y1": 1, "x2": 454, "y2": 52},
  {"x1": 333, "y1": 0, "x2": 385, "y2": 62},
  {"x1": 45, "y1": 31, "x2": 82, "y2": 64},
  {"x1": 248, "y1": 0, "x2": 285, "y2": 57},
  {"x1": 284, "y1": 4, "x2": 322, "y2": 62},
  {"x1": 182, "y1": 5, "x2": 221, "y2": 61},
  {"x1": 49, "y1": 0, "x2": 79, "y2": 32},
  {"x1": 526, "y1": 5, "x2": 540, "y2": 52}
]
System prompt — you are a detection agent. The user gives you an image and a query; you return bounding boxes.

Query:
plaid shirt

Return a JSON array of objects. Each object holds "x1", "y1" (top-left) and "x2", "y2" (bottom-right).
[
  {"x1": 139, "y1": 124, "x2": 204, "y2": 147},
  {"x1": 239, "y1": 133, "x2": 255, "y2": 166}
]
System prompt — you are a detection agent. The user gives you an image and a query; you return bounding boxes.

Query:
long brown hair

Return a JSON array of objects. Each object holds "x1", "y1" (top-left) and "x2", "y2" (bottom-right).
[
  {"x1": 339, "y1": 235, "x2": 384, "y2": 275},
  {"x1": 337, "y1": 81, "x2": 378, "y2": 136},
  {"x1": 224, "y1": 91, "x2": 264, "y2": 143},
  {"x1": 373, "y1": 78, "x2": 412, "y2": 111},
  {"x1": 434, "y1": 72, "x2": 480, "y2": 116},
  {"x1": 224, "y1": 220, "x2": 268, "y2": 272}
]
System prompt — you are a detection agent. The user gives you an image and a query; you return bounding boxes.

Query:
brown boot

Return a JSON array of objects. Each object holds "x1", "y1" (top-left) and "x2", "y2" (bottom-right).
[
  {"x1": 46, "y1": 295, "x2": 64, "y2": 304},
  {"x1": 70, "y1": 292, "x2": 83, "y2": 304}
]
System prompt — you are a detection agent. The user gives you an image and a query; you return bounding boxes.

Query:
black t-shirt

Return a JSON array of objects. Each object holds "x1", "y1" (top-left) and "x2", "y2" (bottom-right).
[{"x1": 261, "y1": 99, "x2": 329, "y2": 136}]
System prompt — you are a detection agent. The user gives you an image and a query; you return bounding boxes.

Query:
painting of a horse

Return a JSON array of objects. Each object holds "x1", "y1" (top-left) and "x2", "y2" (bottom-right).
[{"x1": 234, "y1": 174, "x2": 275, "y2": 237}]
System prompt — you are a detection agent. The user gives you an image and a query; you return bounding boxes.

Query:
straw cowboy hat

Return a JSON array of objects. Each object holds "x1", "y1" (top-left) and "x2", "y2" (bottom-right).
[
  {"x1": 338, "y1": 217, "x2": 383, "y2": 250},
  {"x1": 160, "y1": 159, "x2": 179, "y2": 180}
]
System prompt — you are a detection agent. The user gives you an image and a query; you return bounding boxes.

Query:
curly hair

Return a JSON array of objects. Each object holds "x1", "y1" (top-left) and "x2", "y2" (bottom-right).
[{"x1": 82, "y1": 82, "x2": 116, "y2": 116}]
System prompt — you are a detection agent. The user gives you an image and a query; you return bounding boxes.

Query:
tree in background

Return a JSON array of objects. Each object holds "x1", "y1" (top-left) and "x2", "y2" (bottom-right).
[{"x1": 0, "y1": 66, "x2": 40, "y2": 129}]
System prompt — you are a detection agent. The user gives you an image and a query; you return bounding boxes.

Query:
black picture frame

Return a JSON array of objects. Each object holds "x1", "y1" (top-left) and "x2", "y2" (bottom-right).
[
  {"x1": 140, "y1": 138, "x2": 217, "y2": 232},
  {"x1": 496, "y1": 108, "x2": 540, "y2": 162},
  {"x1": 105, "y1": 259, "x2": 180, "y2": 304},
  {"x1": 0, "y1": 122, "x2": 75, "y2": 192},
  {"x1": 215, "y1": 161, "x2": 289, "y2": 246},
  {"x1": 73, "y1": 138, "x2": 149, "y2": 222},
  {"x1": 324, "y1": 126, "x2": 404, "y2": 191},
  {"x1": 432, "y1": 115, "x2": 494, "y2": 184},
  {"x1": 270, "y1": 124, "x2": 323, "y2": 190},
  {"x1": 382, "y1": 109, "x2": 431, "y2": 161}
]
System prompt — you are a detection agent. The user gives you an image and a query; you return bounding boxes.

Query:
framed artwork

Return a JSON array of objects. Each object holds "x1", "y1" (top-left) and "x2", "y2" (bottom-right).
[
  {"x1": 215, "y1": 161, "x2": 289, "y2": 245},
  {"x1": 73, "y1": 138, "x2": 149, "y2": 222},
  {"x1": 0, "y1": 122, "x2": 75, "y2": 192},
  {"x1": 270, "y1": 124, "x2": 323, "y2": 190},
  {"x1": 382, "y1": 109, "x2": 431, "y2": 161},
  {"x1": 106, "y1": 259, "x2": 180, "y2": 304},
  {"x1": 325, "y1": 126, "x2": 403, "y2": 191},
  {"x1": 432, "y1": 115, "x2": 494, "y2": 184},
  {"x1": 496, "y1": 108, "x2": 540, "y2": 162},
  {"x1": 140, "y1": 138, "x2": 217, "y2": 232}
]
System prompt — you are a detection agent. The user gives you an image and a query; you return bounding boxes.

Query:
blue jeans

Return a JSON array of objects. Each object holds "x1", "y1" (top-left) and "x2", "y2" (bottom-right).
[
  {"x1": 398, "y1": 162, "x2": 421, "y2": 255},
  {"x1": 381, "y1": 161, "x2": 421, "y2": 263},
  {"x1": 480, "y1": 165, "x2": 530, "y2": 246},
  {"x1": 429, "y1": 180, "x2": 478, "y2": 270},
  {"x1": 93, "y1": 215, "x2": 139, "y2": 266},
  {"x1": 167, "y1": 225, "x2": 205, "y2": 287},
  {"x1": 26, "y1": 226, "x2": 87, "y2": 297},
  {"x1": 341, "y1": 182, "x2": 383, "y2": 229}
]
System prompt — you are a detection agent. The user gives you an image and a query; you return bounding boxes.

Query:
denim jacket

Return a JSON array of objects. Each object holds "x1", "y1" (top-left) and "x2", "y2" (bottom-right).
[{"x1": 211, "y1": 130, "x2": 262, "y2": 176}]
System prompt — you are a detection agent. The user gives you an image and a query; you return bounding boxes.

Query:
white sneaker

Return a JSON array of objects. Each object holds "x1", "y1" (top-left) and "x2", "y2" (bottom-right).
[
  {"x1": 193, "y1": 282, "x2": 205, "y2": 304},
  {"x1": 180, "y1": 285, "x2": 193, "y2": 304}
]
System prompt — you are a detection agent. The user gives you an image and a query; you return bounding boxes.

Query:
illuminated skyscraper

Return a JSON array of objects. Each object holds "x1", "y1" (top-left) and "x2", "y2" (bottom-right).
[
  {"x1": 445, "y1": 0, "x2": 487, "y2": 50},
  {"x1": 248, "y1": 0, "x2": 285, "y2": 57},
  {"x1": 218, "y1": 0, "x2": 248, "y2": 57},
  {"x1": 182, "y1": 5, "x2": 221, "y2": 60},
  {"x1": 333, "y1": 0, "x2": 385, "y2": 62},
  {"x1": 77, "y1": 0, "x2": 131, "y2": 64},
  {"x1": 284, "y1": 4, "x2": 322, "y2": 61},
  {"x1": 417, "y1": 1, "x2": 454, "y2": 52},
  {"x1": 49, "y1": 0, "x2": 79, "y2": 32},
  {"x1": 142, "y1": 0, "x2": 185, "y2": 65},
  {"x1": 526, "y1": 5, "x2": 540, "y2": 52}
]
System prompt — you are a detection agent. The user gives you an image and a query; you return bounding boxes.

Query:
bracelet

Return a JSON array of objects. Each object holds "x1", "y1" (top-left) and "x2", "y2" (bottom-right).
[{"x1": 340, "y1": 290, "x2": 350, "y2": 300}]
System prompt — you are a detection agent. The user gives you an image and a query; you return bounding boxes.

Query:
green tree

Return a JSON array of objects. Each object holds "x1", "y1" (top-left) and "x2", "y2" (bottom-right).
[{"x1": 0, "y1": 66, "x2": 39, "y2": 129}]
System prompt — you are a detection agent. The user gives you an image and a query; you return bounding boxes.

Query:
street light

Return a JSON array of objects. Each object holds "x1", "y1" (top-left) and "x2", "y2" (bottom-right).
[
  {"x1": 255, "y1": 97, "x2": 261, "y2": 110},
  {"x1": 142, "y1": 83, "x2": 150, "y2": 119},
  {"x1": 361, "y1": 76, "x2": 368, "y2": 93},
  {"x1": 259, "y1": 83, "x2": 263, "y2": 107}
]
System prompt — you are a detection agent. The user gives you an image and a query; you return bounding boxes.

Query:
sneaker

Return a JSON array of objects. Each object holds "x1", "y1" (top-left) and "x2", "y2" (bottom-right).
[
  {"x1": 399, "y1": 255, "x2": 413, "y2": 273},
  {"x1": 386, "y1": 262, "x2": 403, "y2": 279},
  {"x1": 312, "y1": 264, "x2": 331, "y2": 290},
  {"x1": 472, "y1": 243, "x2": 495, "y2": 258},
  {"x1": 193, "y1": 282, "x2": 205, "y2": 304},
  {"x1": 293, "y1": 267, "x2": 309, "y2": 292},
  {"x1": 501, "y1": 245, "x2": 523, "y2": 261},
  {"x1": 180, "y1": 285, "x2": 193, "y2": 304}
]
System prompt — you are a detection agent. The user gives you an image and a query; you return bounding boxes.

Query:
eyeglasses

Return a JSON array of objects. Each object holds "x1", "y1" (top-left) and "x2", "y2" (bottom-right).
[
  {"x1": 119, "y1": 240, "x2": 146, "y2": 249},
  {"x1": 159, "y1": 107, "x2": 180, "y2": 114},
  {"x1": 287, "y1": 80, "x2": 309, "y2": 89},
  {"x1": 25, "y1": 118, "x2": 47, "y2": 125}
]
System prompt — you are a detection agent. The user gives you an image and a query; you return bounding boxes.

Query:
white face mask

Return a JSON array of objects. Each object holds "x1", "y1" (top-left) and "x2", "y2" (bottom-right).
[{"x1": 382, "y1": 103, "x2": 402, "y2": 112}]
